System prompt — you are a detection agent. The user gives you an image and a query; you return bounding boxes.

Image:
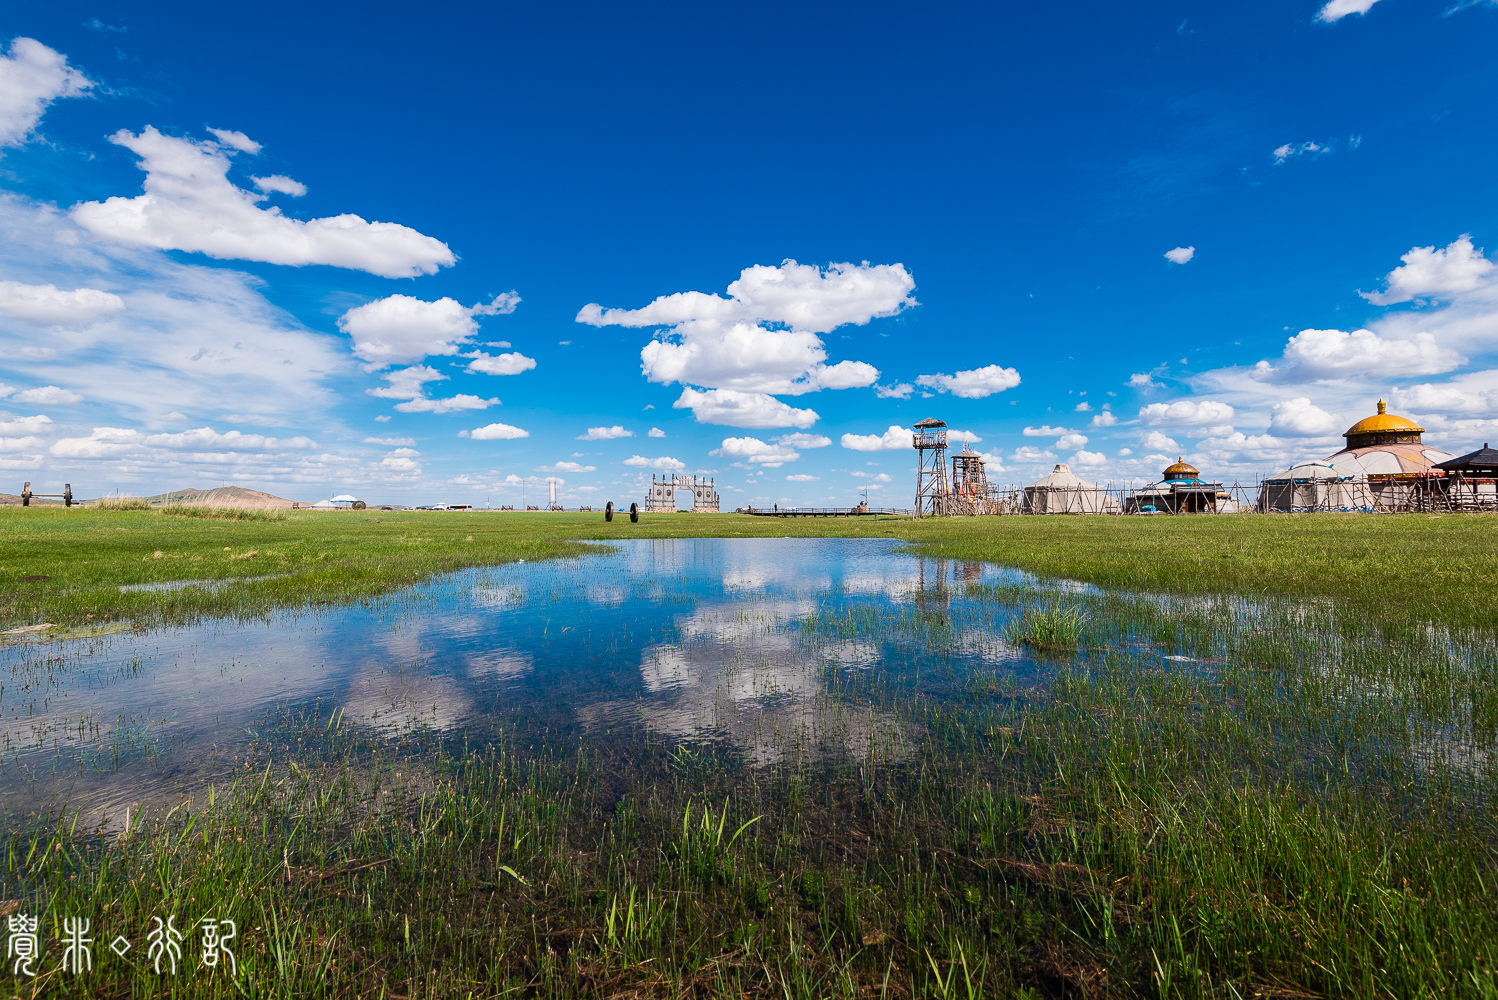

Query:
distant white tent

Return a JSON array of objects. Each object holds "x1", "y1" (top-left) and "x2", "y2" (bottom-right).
[
  {"x1": 1022, "y1": 463, "x2": 1119, "y2": 514},
  {"x1": 309, "y1": 499, "x2": 338, "y2": 509},
  {"x1": 1258, "y1": 461, "x2": 1376, "y2": 512},
  {"x1": 330, "y1": 494, "x2": 359, "y2": 503}
]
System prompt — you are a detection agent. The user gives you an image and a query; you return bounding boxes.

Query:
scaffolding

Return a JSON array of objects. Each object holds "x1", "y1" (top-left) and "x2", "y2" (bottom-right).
[
  {"x1": 942, "y1": 447, "x2": 996, "y2": 515},
  {"x1": 912, "y1": 418, "x2": 949, "y2": 517}
]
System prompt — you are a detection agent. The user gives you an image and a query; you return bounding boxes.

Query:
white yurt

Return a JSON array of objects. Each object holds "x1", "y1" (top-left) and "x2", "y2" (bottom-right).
[
  {"x1": 1022, "y1": 463, "x2": 1119, "y2": 513},
  {"x1": 1258, "y1": 461, "x2": 1377, "y2": 512}
]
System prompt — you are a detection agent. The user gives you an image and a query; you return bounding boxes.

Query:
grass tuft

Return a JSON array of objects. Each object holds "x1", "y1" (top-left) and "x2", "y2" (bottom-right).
[{"x1": 159, "y1": 505, "x2": 287, "y2": 521}]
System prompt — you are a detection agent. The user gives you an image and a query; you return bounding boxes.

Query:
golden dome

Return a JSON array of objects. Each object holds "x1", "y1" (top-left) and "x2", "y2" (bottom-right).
[
  {"x1": 1344, "y1": 399, "x2": 1424, "y2": 437},
  {"x1": 1162, "y1": 456, "x2": 1199, "y2": 479}
]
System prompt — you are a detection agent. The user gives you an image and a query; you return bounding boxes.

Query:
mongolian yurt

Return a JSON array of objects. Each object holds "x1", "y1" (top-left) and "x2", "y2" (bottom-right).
[
  {"x1": 1022, "y1": 463, "x2": 1118, "y2": 513},
  {"x1": 1257, "y1": 460, "x2": 1376, "y2": 512},
  {"x1": 1124, "y1": 457, "x2": 1223, "y2": 514},
  {"x1": 1321, "y1": 400, "x2": 1453, "y2": 511}
]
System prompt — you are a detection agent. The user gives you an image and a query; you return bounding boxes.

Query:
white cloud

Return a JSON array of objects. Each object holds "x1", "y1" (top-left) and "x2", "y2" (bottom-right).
[
  {"x1": 250, "y1": 174, "x2": 306, "y2": 197},
  {"x1": 1272, "y1": 140, "x2": 1329, "y2": 163},
  {"x1": 0, "y1": 413, "x2": 52, "y2": 435},
  {"x1": 463, "y1": 423, "x2": 530, "y2": 440},
  {"x1": 0, "y1": 280, "x2": 124, "y2": 326},
  {"x1": 712, "y1": 436, "x2": 800, "y2": 467},
  {"x1": 875, "y1": 382, "x2": 914, "y2": 399},
  {"x1": 841, "y1": 425, "x2": 912, "y2": 451},
  {"x1": 1117, "y1": 448, "x2": 1133, "y2": 456},
  {"x1": 851, "y1": 471, "x2": 893, "y2": 483},
  {"x1": 776, "y1": 432, "x2": 831, "y2": 448},
  {"x1": 1268, "y1": 397, "x2": 1340, "y2": 436},
  {"x1": 623, "y1": 454, "x2": 686, "y2": 470},
  {"x1": 364, "y1": 436, "x2": 415, "y2": 446},
  {"x1": 0, "y1": 435, "x2": 43, "y2": 453},
  {"x1": 338, "y1": 294, "x2": 519, "y2": 368},
  {"x1": 1011, "y1": 445, "x2": 1055, "y2": 463},
  {"x1": 50, "y1": 425, "x2": 318, "y2": 459},
  {"x1": 1056, "y1": 432, "x2": 1089, "y2": 450},
  {"x1": 1023, "y1": 425, "x2": 1071, "y2": 437},
  {"x1": 1128, "y1": 372, "x2": 1158, "y2": 388},
  {"x1": 673, "y1": 387, "x2": 818, "y2": 429},
  {"x1": 1074, "y1": 401, "x2": 1092, "y2": 412},
  {"x1": 71, "y1": 128, "x2": 456, "y2": 278},
  {"x1": 1252, "y1": 328, "x2": 1462, "y2": 381},
  {"x1": 366, "y1": 364, "x2": 499, "y2": 414},
  {"x1": 1164, "y1": 246, "x2": 1195, "y2": 265},
  {"x1": 537, "y1": 461, "x2": 596, "y2": 473},
  {"x1": 0, "y1": 38, "x2": 93, "y2": 150},
  {"x1": 947, "y1": 429, "x2": 982, "y2": 443},
  {"x1": 1072, "y1": 450, "x2": 1108, "y2": 465},
  {"x1": 648, "y1": 427, "x2": 666, "y2": 438},
  {"x1": 1139, "y1": 430, "x2": 1180, "y2": 452},
  {"x1": 915, "y1": 364, "x2": 1021, "y2": 399},
  {"x1": 785, "y1": 474, "x2": 819, "y2": 481},
  {"x1": 1361, "y1": 235, "x2": 1495, "y2": 305},
  {"x1": 394, "y1": 394, "x2": 498, "y2": 414},
  {"x1": 577, "y1": 259, "x2": 907, "y2": 400},
  {"x1": 205, "y1": 128, "x2": 261, "y2": 154},
  {"x1": 1139, "y1": 400, "x2": 1235, "y2": 426},
  {"x1": 14, "y1": 385, "x2": 82, "y2": 405},
  {"x1": 578, "y1": 425, "x2": 633, "y2": 440},
  {"x1": 1316, "y1": 0, "x2": 1381, "y2": 22},
  {"x1": 464, "y1": 351, "x2": 536, "y2": 376},
  {"x1": 1090, "y1": 410, "x2": 1118, "y2": 427}
]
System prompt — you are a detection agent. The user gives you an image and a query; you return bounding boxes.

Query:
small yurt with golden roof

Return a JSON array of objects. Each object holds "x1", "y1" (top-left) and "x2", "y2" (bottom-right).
[{"x1": 1322, "y1": 400, "x2": 1453, "y2": 510}]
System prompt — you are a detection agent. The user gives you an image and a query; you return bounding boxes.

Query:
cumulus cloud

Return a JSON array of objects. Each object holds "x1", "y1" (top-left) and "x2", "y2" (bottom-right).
[
  {"x1": 648, "y1": 426, "x2": 666, "y2": 437},
  {"x1": 578, "y1": 425, "x2": 632, "y2": 440},
  {"x1": 1139, "y1": 399, "x2": 1235, "y2": 426},
  {"x1": 776, "y1": 432, "x2": 832, "y2": 448},
  {"x1": 1252, "y1": 328, "x2": 1462, "y2": 381},
  {"x1": 1023, "y1": 425, "x2": 1070, "y2": 437},
  {"x1": 1128, "y1": 372, "x2": 1159, "y2": 389},
  {"x1": 1090, "y1": 410, "x2": 1118, "y2": 427},
  {"x1": 785, "y1": 474, "x2": 819, "y2": 481},
  {"x1": 0, "y1": 413, "x2": 52, "y2": 435},
  {"x1": 537, "y1": 461, "x2": 596, "y2": 473},
  {"x1": 364, "y1": 436, "x2": 415, "y2": 446},
  {"x1": 366, "y1": 364, "x2": 498, "y2": 414},
  {"x1": 0, "y1": 38, "x2": 94, "y2": 150},
  {"x1": 673, "y1": 387, "x2": 818, "y2": 429},
  {"x1": 1268, "y1": 397, "x2": 1340, "y2": 436},
  {"x1": 1056, "y1": 432, "x2": 1089, "y2": 450},
  {"x1": 1361, "y1": 235, "x2": 1495, "y2": 305},
  {"x1": 578, "y1": 260, "x2": 910, "y2": 424},
  {"x1": 250, "y1": 174, "x2": 306, "y2": 197},
  {"x1": 851, "y1": 471, "x2": 893, "y2": 482},
  {"x1": 71, "y1": 128, "x2": 456, "y2": 278},
  {"x1": 712, "y1": 436, "x2": 801, "y2": 467},
  {"x1": 947, "y1": 429, "x2": 982, "y2": 444},
  {"x1": 915, "y1": 364, "x2": 1021, "y2": 399},
  {"x1": 875, "y1": 382, "x2": 914, "y2": 399},
  {"x1": 1164, "y1": 246, "x2": 1195, "y2": 265},
  {"x1": 465, "y1": 422, "x2": 529, "y2": 440},
  {"x1": 1316, "y1": 0, "x2": 1381, "y2": 22},
  {"x1": 13, "y1": 385, "x2": 83, "y2": 405},
  {"x1": 623, "y1": 454, "x2": 686, "y2": 470},
  {"x1": 1072, "y1": 450, "x2": 1108, "y2": 465},
  {"x1": 0, "y1": 280, "x2": 124, "y2": 326},
  {"x1": 840, "y1": 425, "x2": 912, "y2": 451},
  {"x1": 1139, "y1": 430, "x2": 1180, "y2": 452},
  {"x1": 338, "y1": 293, "x2": 521, "y2": 368},
  {"x1": 50, "y1": 425, "x2": 317, "y2": 458},
  {"x1": 1011, "y1": 445, "x2": 1055, "y2": 463}
]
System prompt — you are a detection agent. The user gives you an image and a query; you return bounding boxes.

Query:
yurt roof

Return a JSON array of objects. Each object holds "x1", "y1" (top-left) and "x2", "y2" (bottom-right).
[
  {"x1": 1344, "y1": 399, "x2": 1423, "y2": 437},
  {"x1": 1325, "y1": 443, "x2": 1454, "y2": 476},
  {"x1": 1026, "y1": 463, "x2": 1099, "y2": 490},
  {"x1": 329, "y1": 494, "x2": 360, "y2": 502},
  {"x1": 1162, "y1": 456, "x2": 1200, "y2": 479},
  {"x1": 1263, "y1": 460, "x2": 1353, "y2": 483},
  {"x1": 1434, "y1": 444, "x2": 1498, "y2": 470},
  {"x1": 309, "y1": 499, "x2": 337, "y2": 508}
]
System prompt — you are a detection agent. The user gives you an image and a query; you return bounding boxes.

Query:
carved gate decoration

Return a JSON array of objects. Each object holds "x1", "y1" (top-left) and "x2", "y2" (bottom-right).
[{"x1": 644, "y1": 474, "x2": 720, "y2": 512}]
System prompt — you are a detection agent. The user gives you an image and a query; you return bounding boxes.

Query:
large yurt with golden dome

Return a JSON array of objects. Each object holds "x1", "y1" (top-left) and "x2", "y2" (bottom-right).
[{"x1": 1320, "y1": 400, "x2": 1453, "y2": 510}]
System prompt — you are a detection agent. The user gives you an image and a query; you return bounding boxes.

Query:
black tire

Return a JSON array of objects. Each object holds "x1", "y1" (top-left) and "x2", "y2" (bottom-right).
[
  {"x1": 629, "y1": 502, "x2": 639, "y2": 523},
  {"x1": 605, "y1": 501, "x2": 614, "y2": 522}
]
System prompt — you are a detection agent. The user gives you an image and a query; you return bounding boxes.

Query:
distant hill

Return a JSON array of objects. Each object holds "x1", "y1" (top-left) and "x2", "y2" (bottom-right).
[
  {"x1": 0, "y1": 494, "x2": 64, "y2": 506},
  {"x1": 90, "y1": 486, "x2": 301, "y2": 509}
]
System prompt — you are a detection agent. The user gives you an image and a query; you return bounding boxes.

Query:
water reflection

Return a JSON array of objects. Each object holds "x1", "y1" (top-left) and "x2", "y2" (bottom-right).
[{"x1": 1, "y1": 538, "x2": 1042, "y2": 824}]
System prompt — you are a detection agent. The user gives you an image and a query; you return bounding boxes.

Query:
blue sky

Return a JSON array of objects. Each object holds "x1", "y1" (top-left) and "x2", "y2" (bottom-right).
[{"x1": 1, "y1": 0, "x2": 1495, "y2": 506}]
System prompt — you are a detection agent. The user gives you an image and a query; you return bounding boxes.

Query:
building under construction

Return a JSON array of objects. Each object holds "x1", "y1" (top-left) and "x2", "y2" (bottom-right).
[{"x1": 912, "y1": 419, "x2": 999, "y2": 516}]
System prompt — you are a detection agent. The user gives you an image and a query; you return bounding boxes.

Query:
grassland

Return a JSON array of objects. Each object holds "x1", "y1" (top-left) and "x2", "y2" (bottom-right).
[
  {"x1": 3, "y1": 506, "x2": 1497, "y2": 632},
  {"x1": 4, "y1": 507, "x2": 1498, "y2": 997}
]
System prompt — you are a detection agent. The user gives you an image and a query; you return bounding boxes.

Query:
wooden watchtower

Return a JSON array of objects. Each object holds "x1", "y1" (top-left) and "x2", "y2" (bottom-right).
[{"x1": 912, "y1": 418, "x2": 949, "y2": 517}]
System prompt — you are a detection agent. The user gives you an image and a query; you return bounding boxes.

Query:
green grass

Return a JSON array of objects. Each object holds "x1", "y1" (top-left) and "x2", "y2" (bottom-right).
[{"x1": 4, "y1": 507, "x2": 1498, "y2": 632}]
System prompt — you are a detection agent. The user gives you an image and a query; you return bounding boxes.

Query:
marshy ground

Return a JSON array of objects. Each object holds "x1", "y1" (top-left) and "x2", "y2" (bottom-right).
[{"x1": 2, "y1": 510, "x2": 1496, "y2": 997}]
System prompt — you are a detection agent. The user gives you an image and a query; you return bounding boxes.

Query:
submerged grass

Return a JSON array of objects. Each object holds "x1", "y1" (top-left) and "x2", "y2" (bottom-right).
[{"x1": 6, "y1": 571, "x2": 1498, "y2": 997}]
